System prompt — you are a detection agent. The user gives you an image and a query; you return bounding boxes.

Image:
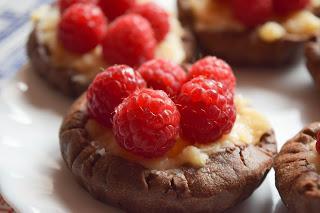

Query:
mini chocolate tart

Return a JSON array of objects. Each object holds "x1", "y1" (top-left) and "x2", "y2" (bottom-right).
[
  {"x1": 59, "y1": 95, "x2": 277, "y2": 212},
  {"x1": 274, "y1": 123, "x2": 320, "y2": 213},
  {"x1": 305, "y1": 37, "x2": 320, "y2": 88},
  {"x1": 27, "y1": 4, "x2": 197, "y2": 98},
  {"x1": 178, "y1": 0, "x2": 320, "y2": 67}
]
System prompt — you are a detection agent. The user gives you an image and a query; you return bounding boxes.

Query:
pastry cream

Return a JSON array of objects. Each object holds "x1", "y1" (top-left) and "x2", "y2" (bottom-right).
[
  {"x1": 86, "y1": 96, "x2": 271, "y2": 170},
  {"x1": 31, "y1": 3, "x2": 186, "y2": 83},
  {"x1": 188, "y1": 0, "x2": 320, "y2": 42}
]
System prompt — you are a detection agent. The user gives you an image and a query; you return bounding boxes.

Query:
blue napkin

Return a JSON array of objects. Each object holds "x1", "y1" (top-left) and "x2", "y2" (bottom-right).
[{"x1": 0, "y1": 0, "x2": 51, "y2": 79}]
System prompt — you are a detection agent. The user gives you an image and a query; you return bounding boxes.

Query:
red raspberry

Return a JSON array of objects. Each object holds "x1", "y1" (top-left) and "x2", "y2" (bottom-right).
[
  {"x1": 273, "y1": 0, "x2": 310, "y2": 15},
  {"x1": 176, "y1": 77, "x2": 236, "y2": 144},
  {"x1": 188, "y1": 56, "x2": 236, "y2": 92},
  {"x1": 98, "y1": 0, "x2": 136, "y2": 20},
  {"x1": 58, "y1": 3, "x2": 107, "y2": 54},
  {"x1": 87, "y1": 65, "x2": 146, "y2": 127},
  {"x1": 102, "y1": 14, "x2": 156, "y2": 67},
  {"x1": 231, "y1": 0, "x2": 273, "y2": 27},
  {"x1": 113, "y1": 89, "x2": 180, "y2": 158},
  {"x1": 137, "y1": 59, "x2": 187, "y2": 98},
  {"x1": 316, "y1": 132, "x2": 320, "y2": 154},
  {"x1": 58, "y1": 0, "x2": 97, "y2": 13},
  {"x1": 130, "y1": 2, "x2": 170, "y2": 42}
]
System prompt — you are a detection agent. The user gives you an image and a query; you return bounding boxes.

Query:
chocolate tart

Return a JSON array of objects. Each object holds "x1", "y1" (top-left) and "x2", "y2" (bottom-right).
[
  {"x1": 59, "y1": 94, "x2": 277, "y2": 212},
  {"x1": 305, "y1": 37, "x2": 320, "y2": 88},
  {"x1": 27, "y1": 28, "x2": 197, "y2": 98},
  {"x1": 178, "y1": 0, "x2": 310, "y2": 67},
  {"x1": 274, "y1": 123, "x2": 320, "y2": 213}
]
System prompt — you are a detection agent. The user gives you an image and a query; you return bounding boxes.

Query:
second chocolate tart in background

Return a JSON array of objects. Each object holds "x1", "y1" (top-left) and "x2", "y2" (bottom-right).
[
  {"x1": 27, "y1": 0, "x2": 197, "y2": 97},
  {"x1": 178, "y1": 0, "x2": 320, "y2": 66}
]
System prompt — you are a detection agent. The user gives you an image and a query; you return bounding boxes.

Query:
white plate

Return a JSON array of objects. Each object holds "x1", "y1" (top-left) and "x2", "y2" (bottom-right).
[{"x1": 1, "y1": 1, "x2": 320, "y2": 213}]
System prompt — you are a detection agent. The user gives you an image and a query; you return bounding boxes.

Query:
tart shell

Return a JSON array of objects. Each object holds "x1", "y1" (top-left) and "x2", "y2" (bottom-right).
[
  {"x1": 59, "y1": 95, "x2": 277, "y2": 213},
  {"x1": 177, "y1": 0, "x2": 307, "y2": 67},
  {"x1": 274, "y1": 123, "x2": 320, "y2": 213},
  {"x1": 27, "y1": 26, "x2": 197, "y2": 98},
  {"x1": 305, "y1": 37, "x2": 320, "y2": 88}
]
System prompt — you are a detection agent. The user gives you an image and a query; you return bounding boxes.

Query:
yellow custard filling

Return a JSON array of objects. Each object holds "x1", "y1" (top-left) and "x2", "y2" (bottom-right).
[
  {"x1": 85, "y1": 96, "x2": 271, "y2": 170},
  {"x1": 31, "y1": 2, "x2": 186, "y2": 83},
  {"x1": 188, "y1": 0, "x2": 320, "y2": 43}
]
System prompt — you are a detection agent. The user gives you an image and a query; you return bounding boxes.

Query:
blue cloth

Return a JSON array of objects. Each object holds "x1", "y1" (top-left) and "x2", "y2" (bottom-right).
[{"x1": 0, "y1": 0, "x2": 51, "y2": 79}]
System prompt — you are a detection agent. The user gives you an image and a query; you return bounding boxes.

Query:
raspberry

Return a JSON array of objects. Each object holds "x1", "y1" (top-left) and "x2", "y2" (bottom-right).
[
  {"x1": 231, "y1": 0, "x2": 273, "y2": 27},
  {"x1": 273, "y1": 0, "x2": 310, "y2": 15},
  {"x1": 188, "y1": 56, "x2": 236, "y2": 92},
  {"x1": 316, "y1": 132, "x2": 320, "y2": 154},
  {"x1": 102, "y1": 14, "x2": 156, "y2": 67},
  {"x1": 113, "y1": 89, "x2": 180, "y2": 158},
  {"x1": 137, "y1": 59, "x2": 187, "y2": 98},
  {"x1": 58, "y1": 3, "x2": 107, "y2": 54},
  {"x1": 98, "y1": 0, "x2": 136, "y2": 20},
  {"x1": 87, "y1": 65, "x2": 146, "y2": 127},
  {"x1": 176, "y1": 77, "x2": 236, "y2": 144},
  {"x1": 130, "y1": 2, "x2": 170, "y2": 42},
  {"x1": 58, "y1": 0, "x2": 97, "y2": 13}
]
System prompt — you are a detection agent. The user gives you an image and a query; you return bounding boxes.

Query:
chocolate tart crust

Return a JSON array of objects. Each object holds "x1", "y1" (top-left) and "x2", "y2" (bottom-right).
[
  {"x1": 274, "y1": 123, "x2": 320, "y2": 213},
  {"x1": 305, "y1": 37, "x2": 320, "y2": 88},
  {"x1": 177, "y1": 0, "x2": 308, "y2": 67},
  {"x1": 59, "y1": 95, "x2": 277, "y2": 213},
  {"x1": 27, "y1": 24, "x2": 197, "y2": 98}
]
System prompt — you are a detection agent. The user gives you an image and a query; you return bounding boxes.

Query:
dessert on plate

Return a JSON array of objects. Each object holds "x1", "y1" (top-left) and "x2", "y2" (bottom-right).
[
  {"x1": 27, "y1": 0, "x2": 196, "y2": 97},
  {"x1": 274, "y1": 123, "x2": 320, "y2": 213},
  {"x1": 59, "y1": 56, "x2": 277, "y2": 212},
  {"x1": 178, "y1": 0, "x2": 320, "y2": 66}
]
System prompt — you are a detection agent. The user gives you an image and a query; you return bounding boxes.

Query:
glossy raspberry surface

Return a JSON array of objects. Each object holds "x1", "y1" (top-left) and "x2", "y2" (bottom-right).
[
  {"x1": 176, "y1": 77, "x2": 236, "y2": 144},
  {"x1": 87, "y1": 65, "x2": 146, "y2": 127},
  {"x1": 231, "y1": 0, "x2": 273, "y2": 27},
  {"x1": 188, "y1": 56, "x2": 236, "y2": 92},
  {"x1": 58, "y1": 0, "x2": 97, "y2": 13},
  {"x1": 102, "y1": 14, "x2": 156, "y2": 67},
  {"x1": 58, "y1": 3, "x2": 107, "y2": 54},
  {"x1": 98, "y1": 0, "x2": 136, "y2": 20},
  {"x1": 113, "y1": 89, "x2": 180, "y2": 158},
  {"x1": 130, "y1": 2, "x2": 170, "y2": 42},
  {"x1": 137, "y1": 59, "x2": 187, "y2": 98},
  {"x1": 273, "y1": 0, "x2": 310, "y2": 15}
]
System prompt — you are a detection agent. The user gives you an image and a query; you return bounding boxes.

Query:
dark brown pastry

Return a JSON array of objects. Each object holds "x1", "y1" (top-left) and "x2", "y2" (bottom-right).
[
  {"x1": 305, "y1": 37, "x2": 320, "y2": 88},
  {"x1": 59, "y1": 95, "x2": 277, "y2": 213},
  {"x1": 27, "y1": 26, "x2": 197, "y2": 98},
  {"x1": 178, "y1": 0, "x2": 310, "y2": 67},
  {"x1": 274, "y1": 123, "x2": 320, "y2": 213}
]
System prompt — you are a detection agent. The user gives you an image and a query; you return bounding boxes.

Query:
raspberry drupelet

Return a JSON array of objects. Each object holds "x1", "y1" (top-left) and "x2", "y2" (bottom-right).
[
  {"x1": 130, "y1": 2, "x2": 170, "y2": 42},
  {"x1": 231, "y1": 0, "x2": 273, "y2": 27},
  {"x1": 113, "y1": 89, "x2": 181, "y2": 158},
  {"x1": 58, "y1": 0, "x2": 97, "y2": 13},
  {"x1": 98, "y1": 0, "x2": 136, "y2": 20},
  {"x1": 87, "y1": 65, "x2": 146, "y2": 127},
  {"x1": 176, "y1": 76, "x2": 236, "y2": 144},
  {"x1": 137, "y1": 59, "x2": 187, "y2": 98},
  {"x1": 188, "y1": 56, "x2": 236, "y2": 92},
  {"x1": 58, "y1": 3, "x2": 107, "y2": 54},
  {"x1": 102, "y1": 14, "x2": 156, "y2": 67},
  {"x1": 273, "y1": 0, "x2": 310, "y2": 15}
]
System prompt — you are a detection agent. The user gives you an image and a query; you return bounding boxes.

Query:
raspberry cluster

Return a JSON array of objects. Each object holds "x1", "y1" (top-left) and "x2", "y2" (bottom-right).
[
  {"x1": 87, "y1": 57, "x2": 237, "y2": 158},
  {"x1": 230, "y1": 0, "x2": 310, "y2": 27},
  {"x1": 57, "y1": 0, "x2": 169, "y2": 66}
]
